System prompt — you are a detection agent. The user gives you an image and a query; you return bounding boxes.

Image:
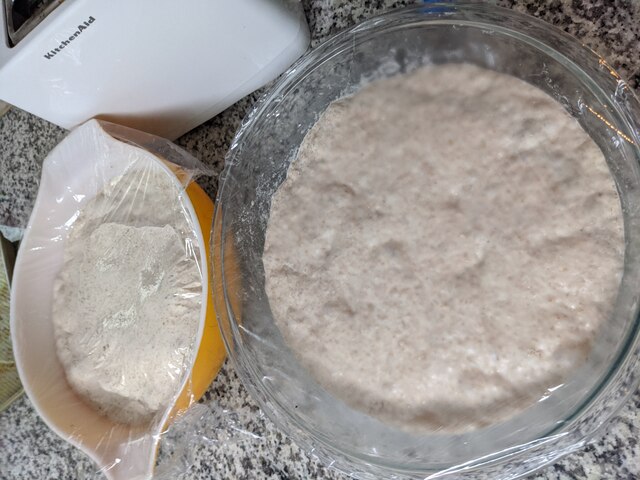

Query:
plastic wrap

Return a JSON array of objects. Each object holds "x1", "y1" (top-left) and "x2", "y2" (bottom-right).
[
  {"x1": 10, "y1": 120, "x2": 226, "y2": 480},
  {"x1": 211, "y1": 4, "x2": 640, "y2": 480}
]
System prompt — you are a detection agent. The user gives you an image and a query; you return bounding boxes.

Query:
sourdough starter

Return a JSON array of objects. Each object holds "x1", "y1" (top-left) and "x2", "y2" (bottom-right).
[
  {"x1": 263, "y1": 64, "x2": 624, "y2": 432},
  {"x1": 53, "y1": 162, "x2": 201, "y2": 425}
]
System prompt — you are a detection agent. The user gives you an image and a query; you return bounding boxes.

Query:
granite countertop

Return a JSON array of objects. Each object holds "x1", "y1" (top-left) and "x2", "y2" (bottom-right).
[{"x1": 2, "y1": 1, "x2": 640, "y2": 479}]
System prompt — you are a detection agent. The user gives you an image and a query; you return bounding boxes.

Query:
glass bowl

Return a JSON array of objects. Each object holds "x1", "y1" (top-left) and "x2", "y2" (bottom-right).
[{"x1": 212, "y1": 3, "x2": 640, "y2": 478}]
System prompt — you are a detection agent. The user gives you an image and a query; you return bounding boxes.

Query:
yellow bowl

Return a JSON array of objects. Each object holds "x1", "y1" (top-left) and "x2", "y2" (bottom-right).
[
  {"x1": 168, "y1": 180, "x2": 226, "y2": 420},
  {"x1": 11, "y1": 120, "x2": 225, "y2": 480}
]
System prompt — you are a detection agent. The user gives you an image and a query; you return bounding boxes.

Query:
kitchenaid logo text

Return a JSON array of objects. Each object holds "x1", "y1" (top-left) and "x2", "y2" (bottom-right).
[{"x1": 43, "y1": 16, "x2": 96, "y2": 60}]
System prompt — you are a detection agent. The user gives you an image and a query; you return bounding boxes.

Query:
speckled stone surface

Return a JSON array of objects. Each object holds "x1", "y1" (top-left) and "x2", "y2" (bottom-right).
[
  {"x1": 1, "y1": 1, "x2": 640, "y2": 479},
  {"x1": 0, "y1": 107, "x2": 65, "y2": 240}
]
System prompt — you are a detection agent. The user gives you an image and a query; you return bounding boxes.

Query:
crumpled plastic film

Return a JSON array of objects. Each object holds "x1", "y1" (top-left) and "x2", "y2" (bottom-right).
[{"x1": 154, "y1": 401, "x2": 265, "y2": 480}]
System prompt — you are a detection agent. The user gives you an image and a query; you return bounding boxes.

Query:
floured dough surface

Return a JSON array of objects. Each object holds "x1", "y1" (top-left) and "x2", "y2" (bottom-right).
[
  {"x1": 53, "y1": 162, "x2": 201, "y2": 425},
  {"x1": 263, "y1": 64, "x2": 624, "y2": 432}
]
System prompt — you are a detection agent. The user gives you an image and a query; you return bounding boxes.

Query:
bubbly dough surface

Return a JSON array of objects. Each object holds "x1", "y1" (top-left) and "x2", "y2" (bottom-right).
[
  {"x1": 53, "y1": 163, "x2": 201, "y2": 425},
  {"x1": 263, "y1": 64, "x2": 624, "y2": 432}
]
